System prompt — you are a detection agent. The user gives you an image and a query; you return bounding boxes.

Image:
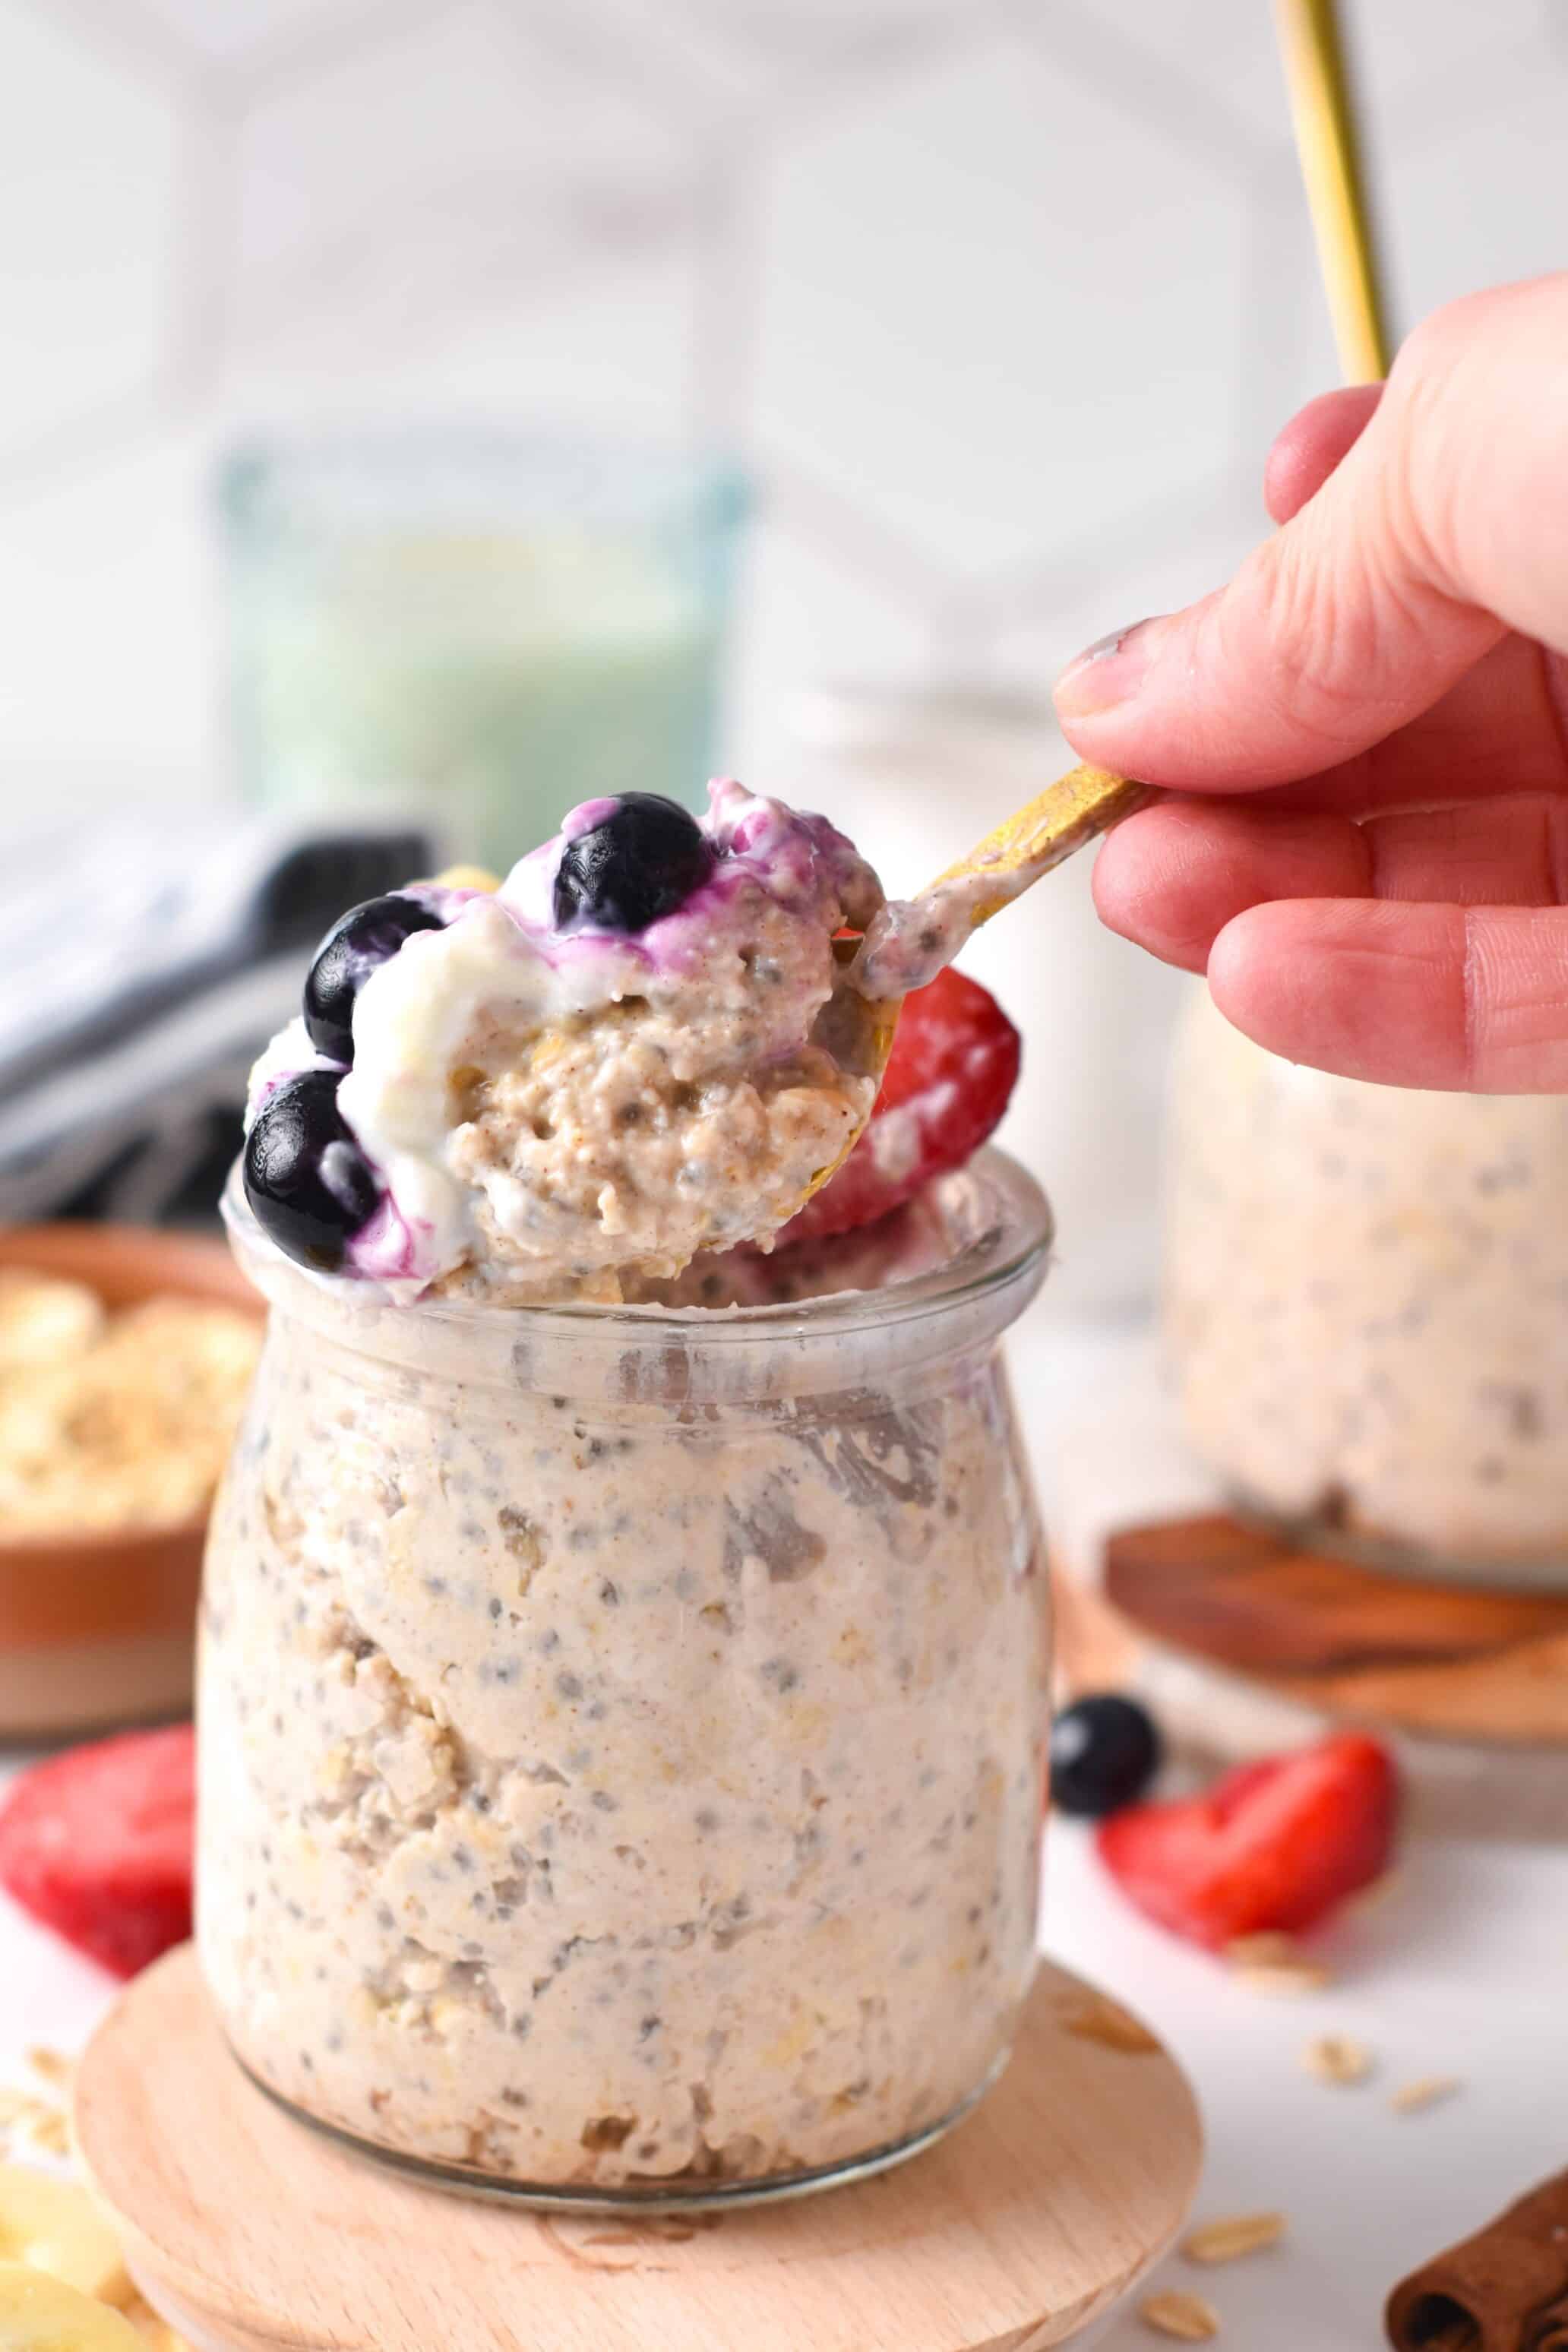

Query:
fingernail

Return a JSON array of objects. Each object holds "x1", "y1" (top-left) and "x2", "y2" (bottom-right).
[{"x1": 1054, "y1": 616, "x2": 1160, "y2": 719}]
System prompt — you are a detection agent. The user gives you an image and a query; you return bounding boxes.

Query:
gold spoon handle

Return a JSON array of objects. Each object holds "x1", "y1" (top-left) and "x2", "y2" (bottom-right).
[
  {"x1": 1275, "y1": 0, "x2": 1390, "y2": 381},
  {"x1": 855, "y1": 763, "x2": 1152, "y2": 1000},
  {"x1": 931, "y1": 762, "x2": 1152, "y2": 910}
]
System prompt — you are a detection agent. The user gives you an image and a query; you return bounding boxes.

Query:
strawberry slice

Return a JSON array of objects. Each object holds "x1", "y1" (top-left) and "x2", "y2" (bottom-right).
[
  {"x1": 0, "y1": 1724, "x2": 194, "y2": 1978},
  {"x1": 1095, "y1": 1732, "x2": 1398, "y2": 1950},
  {"x1": 785, "y1": 965, "x2": 1022, "y2": 1244}
]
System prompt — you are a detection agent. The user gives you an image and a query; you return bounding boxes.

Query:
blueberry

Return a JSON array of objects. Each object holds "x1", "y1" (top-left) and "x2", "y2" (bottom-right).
[
  {"x1": 1049, "y1": 1695, "x2": 1162, "y2": 1819},
  {"x1": 243, "y1": 1070, "x2": 380, "y2": 1272},
  {"x1": 552, "y1": 794, "x2": 714, "y2": 934},
  {"x1": 303, "y1": 893, "x2": 447, "y2": 1066}
]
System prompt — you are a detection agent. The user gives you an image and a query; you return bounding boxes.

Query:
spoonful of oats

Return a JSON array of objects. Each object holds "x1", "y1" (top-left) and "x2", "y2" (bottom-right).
[
  {"x1": 795, "y1": 760, "x2": 1152, "y2": 1208},
  {"x1": 239, "y1": 766, "x2": 1147, "y2": 1303}
]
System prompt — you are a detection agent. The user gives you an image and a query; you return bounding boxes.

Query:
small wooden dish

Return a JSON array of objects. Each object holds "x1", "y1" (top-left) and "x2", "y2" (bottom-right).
[
  {"x1": 76, "y1": 1946, "x2": 1203, "y2": 2352},
  {"x1": 0, "y1": 1223, "x2": 261, "y2": 1744}
]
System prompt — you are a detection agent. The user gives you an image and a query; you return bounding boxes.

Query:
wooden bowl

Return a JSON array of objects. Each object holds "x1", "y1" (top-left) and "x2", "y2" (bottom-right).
[{"x1": 0, "y1": 1223, "x2": 263, "y2": 1745}]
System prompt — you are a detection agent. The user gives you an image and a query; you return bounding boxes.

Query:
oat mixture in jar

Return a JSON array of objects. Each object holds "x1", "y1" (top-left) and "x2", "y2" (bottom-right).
[
  {"x1": 198, "y1": 1152, "x2": 1050, "y2": 2202},
  {"x1": 1165, "y1": 985, "x2": 1568, "y2": 1583}
]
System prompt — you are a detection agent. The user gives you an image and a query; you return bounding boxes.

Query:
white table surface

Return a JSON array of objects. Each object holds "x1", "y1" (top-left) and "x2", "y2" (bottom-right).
[{"x1": 5, "y1": 1312, "x2": 1565, "y2": 2348}]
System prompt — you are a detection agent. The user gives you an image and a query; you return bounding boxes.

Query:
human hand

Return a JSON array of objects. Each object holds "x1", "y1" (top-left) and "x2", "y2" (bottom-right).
[{"x1": 1055, "y1": 273, "x2": 1568, "y2": 1090}]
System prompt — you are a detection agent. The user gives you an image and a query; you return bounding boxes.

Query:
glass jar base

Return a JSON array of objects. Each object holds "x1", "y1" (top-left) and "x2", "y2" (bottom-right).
[
  {"x1": 232, "y1": 2044, "x2": 1012, "y2": 2214},
  {"x1": 1228, "y1": 1487, "x2": 1568, "y2": 1594}
]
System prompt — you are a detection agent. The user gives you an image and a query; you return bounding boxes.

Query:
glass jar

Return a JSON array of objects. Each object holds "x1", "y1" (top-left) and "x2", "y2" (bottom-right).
[
  {"x1": 198, "y1": 1152, "x2": 1051, "y2": 2207},
  {"x1": 1164, "y1": 985, "x2": 1568, "y2": 1587},
  {"x1": 219, "y1": 433, "x2": 748, "y2": 876}
]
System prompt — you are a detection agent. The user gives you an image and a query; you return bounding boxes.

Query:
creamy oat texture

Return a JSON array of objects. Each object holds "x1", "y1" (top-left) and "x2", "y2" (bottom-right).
[
  {"x1": 1166, "y1": 985, "x2": 1568, "y2": 1573},
  {"x1": 855, "y1": 871, "x2": 1016, "y2": 1001},
  {"x1": 198, "y1": 1162, "x2": 1048, "y2": 2193},
  {"x1": 248, "y1": 781, "x2": 886, "y2": 1303},
  {"x1": 853, "y1": 768, "x2": 1150, "y2": 1001}
]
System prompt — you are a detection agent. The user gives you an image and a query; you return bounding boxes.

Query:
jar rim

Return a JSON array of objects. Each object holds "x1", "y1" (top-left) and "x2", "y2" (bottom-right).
[{"x1": 221, "y1": 1148, "x2": 1052, "y2": 1350}]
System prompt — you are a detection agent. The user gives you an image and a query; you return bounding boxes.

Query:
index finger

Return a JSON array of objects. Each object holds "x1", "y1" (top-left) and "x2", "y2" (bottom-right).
[{"x1": 1055, "y1": 277, "x2": 1568, "y2": 794}]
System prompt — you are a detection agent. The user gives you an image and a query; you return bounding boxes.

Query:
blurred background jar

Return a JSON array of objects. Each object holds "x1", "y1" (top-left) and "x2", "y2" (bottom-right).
[
  {"x1": 1164, "y1": 985, "x2": 1568, "y2": 1590},
  {"x1": 221, "y1": 435, "x2": 748, "y2": 876},
  {"x1": 789, "y1": 682, "x2": 1185, "y2": 1319}
]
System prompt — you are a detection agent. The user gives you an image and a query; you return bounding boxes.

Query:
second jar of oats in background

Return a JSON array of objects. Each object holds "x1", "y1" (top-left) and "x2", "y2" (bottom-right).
[
  {"x1": 198, "y1": 1153, "x2": 1050, "y2": 2205},
  {"x1": 1164, "y1": 985, "x2": 1568, "y2": 1589}
]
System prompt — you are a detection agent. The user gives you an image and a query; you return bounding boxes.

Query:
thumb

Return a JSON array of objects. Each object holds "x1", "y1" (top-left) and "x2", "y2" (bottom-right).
[
  {"x1": 1054, "y1": 274, "x2": 1568, "y2": 792},
  {"x1": 1262, "y1": 381, "x2": 1382, "y2": 525}
]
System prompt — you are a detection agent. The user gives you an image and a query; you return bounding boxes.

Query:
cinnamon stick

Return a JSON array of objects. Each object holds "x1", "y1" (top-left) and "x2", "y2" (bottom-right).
[
  {"x1": 1527, "y1": 2302, "x2": 1568, "y2": 2352},
  {"x1": 1386, "y1": 2170, "x2": 1568, "y2": 2351}
]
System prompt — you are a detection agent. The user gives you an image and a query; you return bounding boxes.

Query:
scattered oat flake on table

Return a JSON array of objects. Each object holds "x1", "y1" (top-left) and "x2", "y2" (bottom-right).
[
  {"x1": 0, "y1": 2046, "x2": 71, "y2": 2147},
  {"x1": 0, "y1": 2099, "x2": 58, "y2": 2158},
  {"x1": 1140, "y1": 2289, "x2": 1221, "y2": 2340},
  {"x1": 1225, "y1": 1931, "x2": 1302, "y2": 1964},
  {"x1": 1304, "y1": 2033, "x2": 1374, "y2": 2085},
  {"x1": 1390, "y1": 2075, "x2": 1462, "y2": 2115},
  {"x1": 24, "y1": 2109, "x2": 71, "y2": 2158},
  {"x1": 1183, "y1": 2211, "x2": 1287, "y2": 2265},
  {"x1": 0, "y1": 2075, "x2": 72, "y2": 2158},
  {"x1": 1346, "y1": 1870, "x2": 1402, "y2": 1914},
  {"x1": 1233, "y1": 1960, "x2": 1330, "y2": 1997},
  {"x1": 1225, "y1": 1933, "x2": 1332, "y2": 1997}
]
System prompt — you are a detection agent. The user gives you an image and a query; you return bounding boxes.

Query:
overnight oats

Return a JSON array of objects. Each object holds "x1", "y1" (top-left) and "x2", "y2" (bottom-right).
[
  {"x1": 1165, "y1": 984, "x2": 1568, "y2": 1585},
  {"x1": 198, "y1": 782, "x2": 1050, "y2": 2204},
  {"x1": 242, "y1": 780, "x2": 889, "y2": 1301}
]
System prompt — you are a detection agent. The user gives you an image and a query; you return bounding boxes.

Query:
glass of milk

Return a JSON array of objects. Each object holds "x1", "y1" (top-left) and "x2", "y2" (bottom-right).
[{"x1": 220, "y1": 432, "x2": 748, "y2": 873}]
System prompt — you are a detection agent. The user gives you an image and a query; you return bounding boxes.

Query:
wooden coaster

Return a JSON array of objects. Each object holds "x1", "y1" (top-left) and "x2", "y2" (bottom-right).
[
  {"x1": 1054, "y1": 1543, "x2": 1568, "y2": 1842},
  {"x1": 1101, "y1": 1512, "x2": 1568, "y2": 1746},
  {"x1": 74, "y1": 1946, "x2": 1202, "y2": 2352},
  {"x1": 1049, "y1": 1356, "x2": 1568, "y2": 1840}
]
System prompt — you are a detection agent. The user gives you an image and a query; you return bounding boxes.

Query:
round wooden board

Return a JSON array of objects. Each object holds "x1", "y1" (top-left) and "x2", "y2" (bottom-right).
[{"x1": 75, "y1": 1946, "x2": 1202, "y2": 2352}]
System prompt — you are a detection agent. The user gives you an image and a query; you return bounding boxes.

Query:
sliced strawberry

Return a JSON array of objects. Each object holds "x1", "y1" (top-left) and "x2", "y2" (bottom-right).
[
  {"x1": 1095, "y1": 1732, "x2": 1398, "y2": 1950},
  {"x1": 786, "y1": 965, "x2": 1022, "y2": 1244},
  {"x1": 0, "y1": 1724, "x2": 194, "y2": 1978}
]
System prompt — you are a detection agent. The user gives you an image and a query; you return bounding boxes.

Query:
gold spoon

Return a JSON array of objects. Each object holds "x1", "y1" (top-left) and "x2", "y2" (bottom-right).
[
  {"x1": 853, "y1": 760, "x2": 1152, "y2": 1003},
  {"x1": 833, "y1": 0, "x2": 1385, "y2": 1041},
  {"x1": 805, "y1": 761, "x2": 1152, "y2": 1199},
  {"x1": 1274, "y1": 0, "x2": 1390, "y2": 383},
  {"x1": 434, "y1": 777, "x2": 1150, "y2": 1216}
]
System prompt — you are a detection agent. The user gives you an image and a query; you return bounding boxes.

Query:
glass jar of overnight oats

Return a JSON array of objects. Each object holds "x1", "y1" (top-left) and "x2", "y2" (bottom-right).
[
  {"x1": 1164, "y1": 985, "x2": 1568, "y2": 1589},
  {"x1": 198, "y1": 1150, "x2": 1051, "y2": 2206}
]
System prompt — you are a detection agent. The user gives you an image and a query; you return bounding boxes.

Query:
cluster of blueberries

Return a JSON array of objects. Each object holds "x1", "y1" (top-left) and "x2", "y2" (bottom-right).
[
  {"x1": 242, "y1": 795, "x2": 715, "y2": 1274},
  {"x1": 243, "y1": 892, "x2": 447, "y2": 1270}
]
